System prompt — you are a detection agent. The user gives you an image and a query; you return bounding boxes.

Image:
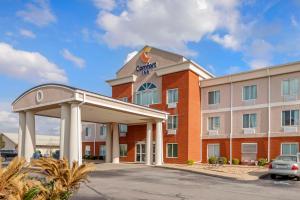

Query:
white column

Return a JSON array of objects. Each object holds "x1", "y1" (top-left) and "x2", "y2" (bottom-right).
[
  {"x1": 105, "y1": 124, "x2": 112, "y2": 163},
  {"x1": 69, "y1": 103, "x2": 82, "y2": 165},
  {"x1": 24, "y1": 111, "x2": 35, "y2": 162},
  {"x1": 146, "y1": 122, "x2": 153, "y2": 165},
  {"x1": 112, "y1": 123, "x2": 119, "y2": 164},
  {"x1": 155, "y1": 120, "x2": 163, "y2": 166},
  {"x1": 59, "y1": 103, "x2": 71, "y2": 160},
  {"x1": 18, "y1": 112, "x2": 26, "y2": 157}
]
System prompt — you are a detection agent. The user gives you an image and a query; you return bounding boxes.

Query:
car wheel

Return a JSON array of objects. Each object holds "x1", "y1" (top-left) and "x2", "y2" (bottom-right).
[
  {"x1": 270, "y1": 174, "x2": 276, "y2": 179},
  {"x1": 295, "y1": 176, "x2": 300, "y2": 181}
]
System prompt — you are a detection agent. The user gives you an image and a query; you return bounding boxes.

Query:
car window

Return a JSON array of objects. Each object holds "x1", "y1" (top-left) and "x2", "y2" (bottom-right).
[{"x1": 276, "y1": 156, "x2": 297, "y2": 162}]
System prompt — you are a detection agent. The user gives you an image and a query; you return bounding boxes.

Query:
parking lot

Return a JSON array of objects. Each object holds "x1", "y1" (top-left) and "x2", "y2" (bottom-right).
[{"x1": 72, "y1": 164, "x2": 300, "y2": 200}]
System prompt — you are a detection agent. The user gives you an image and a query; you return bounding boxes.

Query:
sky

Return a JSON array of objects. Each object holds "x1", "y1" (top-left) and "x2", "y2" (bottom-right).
[{"x1": 0, "y1": 0, "x2": 300, "y2": 134}]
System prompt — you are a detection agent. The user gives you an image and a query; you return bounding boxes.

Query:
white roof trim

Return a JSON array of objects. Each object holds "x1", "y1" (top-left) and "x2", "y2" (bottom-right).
[
  {"x1": 106, "y1": 74, "x2": 137, "y2": 86},
  {"x1": 155, "y1": 61, "x2": 214, "y2": 79}
]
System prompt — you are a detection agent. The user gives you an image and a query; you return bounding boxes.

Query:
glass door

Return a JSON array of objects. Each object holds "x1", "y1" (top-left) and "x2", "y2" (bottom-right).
[{"x1": 136, "y1": 143, "x2": 146, "y2": 163}]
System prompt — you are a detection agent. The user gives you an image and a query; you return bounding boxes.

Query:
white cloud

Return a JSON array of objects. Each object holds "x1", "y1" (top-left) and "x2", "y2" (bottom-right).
[
  {"x1": 61, "y1": 49, "x2": 86, "y2": 68},
  {"x1": 19, "y1": 29, "x2": 36, "y2": 39},
  {"x1": 93, "y1": 0, "x2": 116, "y2": 11},
  {"x1": 17, "y1": 0, "x2": 56, "y2": 27},
  {"x1": 291, "y1": 15, "x2": 299, "y2": 28},
  {"x1": 245, "y1": 39, "x2": 273, "y2": 69},
  {"x1": 210, "y1": 34, "x2": 241, "y2": 50},
  {"x1": 226, "y1": 66, "x2": 241, "y2": 74},
  {"x1": 0, "y1": 102, "x2": 60, "y2": 135},
  {"x1": 0, "y1": 106, "x2": 18, "y2": 133},
  {"x1": 124, "y1": 51, "x2": 138, "y2": 64},
  {"x1": 96, "y1": 0, "x2": 241, "y2": 55},
  {"x1": 0, "y1": 42, "x2": 67, "y2": 83}
]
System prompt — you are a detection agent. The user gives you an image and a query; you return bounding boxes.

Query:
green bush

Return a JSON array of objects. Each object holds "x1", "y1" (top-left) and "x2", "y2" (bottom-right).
[
  {"x1": 232, "y1": 158, "x2": 240, "y2": 165},
  {"x1": 187, "y1": 160, "x2": 195, "y2": 165},
  {"x1": 258, "y1": 158, "x2": 268, "y2": 166},
  {"x1": 208, "y1": 156, "x2": 218, "y2": 164},
  {"x1": 218, "y1": 157, "x2": 228, "y2": 164}
]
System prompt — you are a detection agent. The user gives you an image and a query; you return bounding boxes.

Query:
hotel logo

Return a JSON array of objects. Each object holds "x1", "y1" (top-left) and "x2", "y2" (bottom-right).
[
  {"x1": 140, "y1": 47, "x2": 151, "y2": 63},
  {"x1": 136, "y1": 47, "x2": 157, "y2": 75}
]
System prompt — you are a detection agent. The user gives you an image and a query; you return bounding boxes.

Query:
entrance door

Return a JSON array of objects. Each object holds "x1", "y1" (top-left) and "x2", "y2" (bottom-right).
[
  {"x1": 136, "y1": 143, "x2": 156, "y2": 163},
  {"x1": 136, "y1": 143, "x2": 146, "y2": 163},
  {"x1": 99, "y1": 145, "x2": 106, "y2": 160}
]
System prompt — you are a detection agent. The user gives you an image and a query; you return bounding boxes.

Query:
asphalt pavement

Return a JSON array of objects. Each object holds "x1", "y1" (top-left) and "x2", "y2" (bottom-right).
[{"x1": 72, "y1": 165, "x2": 300, "y2": 200}]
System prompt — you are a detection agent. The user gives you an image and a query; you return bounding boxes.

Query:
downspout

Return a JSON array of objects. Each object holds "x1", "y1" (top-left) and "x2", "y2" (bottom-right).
[
  {"x1": 94, "y1": 123, "x2": 97, "y2": 157},
  {"x1": 230, "y1": 78, "x2": 233, "y2": 165},
  {"x1": 267, "y1": 69, "x2": 271, "y2": 161},
  {"x1": 78, "y1": 92, "x2": 86, "y2": 164}
]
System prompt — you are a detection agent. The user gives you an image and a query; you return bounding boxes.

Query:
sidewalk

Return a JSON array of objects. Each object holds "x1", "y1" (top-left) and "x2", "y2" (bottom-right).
[{"x1": 158, "y1": 164, "x2": 268, "y2": 181}]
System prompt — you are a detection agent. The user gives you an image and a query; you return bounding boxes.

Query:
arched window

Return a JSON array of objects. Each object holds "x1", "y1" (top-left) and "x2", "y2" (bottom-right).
[{"x1": 135, "y1": 83, "x2": 159, "y2": 106}]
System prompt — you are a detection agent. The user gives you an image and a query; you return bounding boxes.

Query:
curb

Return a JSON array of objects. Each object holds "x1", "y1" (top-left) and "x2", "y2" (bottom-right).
[{"x1": 154, "y1": 165, "x2": 238, "y2": 181}]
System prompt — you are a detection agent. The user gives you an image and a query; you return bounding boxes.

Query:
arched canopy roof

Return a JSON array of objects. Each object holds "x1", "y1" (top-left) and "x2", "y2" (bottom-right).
[{"x1": 12, "y1": 84, "x2": 168, "y2": 124}]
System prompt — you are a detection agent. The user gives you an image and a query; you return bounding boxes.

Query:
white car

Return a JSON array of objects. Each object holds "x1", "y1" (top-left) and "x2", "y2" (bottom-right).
[{"x1": 269, "y1": 154, "x2": 300, "y2": 180}]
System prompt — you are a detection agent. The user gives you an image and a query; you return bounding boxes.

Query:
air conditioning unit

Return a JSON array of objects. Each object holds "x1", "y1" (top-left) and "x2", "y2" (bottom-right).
[
  {"x1": 243, "y1": 128, "x2": 256, "y2": 134},
  {"x1": 167, "y1": 129, "x2": 177, "y2": 135},
  {"x1": 283, "y1": 95, "x2": 297, "y2": 102},
  {"x1": 167, "y1": 102, "x2": 177, "y2": 109},
  {"x1": 243, "y1": 99, "x2": 256, "y2": 106},
  {"x1": 283, "y1": 126, "x2": 298, "y2": 133},
  {"x1": 208, "y1": 130, "x2": 219, "y2": 136}
]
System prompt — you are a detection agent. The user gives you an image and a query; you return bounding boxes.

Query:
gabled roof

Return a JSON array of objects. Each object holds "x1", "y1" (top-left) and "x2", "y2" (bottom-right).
[{"x1": 1, "y1": 132, "x2": 60, "y2": 146}]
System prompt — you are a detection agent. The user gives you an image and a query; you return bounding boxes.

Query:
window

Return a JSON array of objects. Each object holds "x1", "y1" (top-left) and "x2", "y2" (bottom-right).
[
  {"x1": 99, "y1": 125, "x2": 107, "y2": 138},
  {"x1": 85, "y1": 145, "x2": 91, "y2": 156},
  {"x1": 282, "y1": 110, "x2": 299, "y2": 126},
  {"x1": 243, "y1": 85, "x2": 257, "y2": 100},
  {"x1": 281, "y1": 143, "x2": 299, "y2": 155},
  {"x1": 120, "y1": 144, "x2": 128, "y2": 157},
  {"x1": 85, "y1": 127, "x2": 92, "y2": 138},
  {"x1": 243, "y1": 114, "x2": 257, "y2": 128},
  {"x1": 135, "y1": 83, "x2": 159, "y2": 106},
  {"x1": 241, "y1": 143, "x2": 257, "y2": 161},
  {"x1": 167, "y1": 143, "x2": 178, "y2": 158},
  {"x1": 119, "y1": 97, "x2": 128, "y2": 102},
  {"x1": 208, "y1": 117, "x2": 220, "y2": 130},
  {"x1": 119, "y1": 124, "x2": 128, "y2": 137},
  {"x1": 99, "y1": 145, "x2": 106, "y2": 156},
  {"x1": 282, "y1": 79, "x2": 299, "y2": 96},
  {"x1": 207, "y1": 144, "x2": 220, "y2": 159},
  {"x1": 167, "y1": 88, "x2": 178, "y2": 104},
  {"x1": 208, "y1": 90, "x2": 220, "y2": 105},
  {"x1": 167, "y1": 115, "x2": 178, "y2": 130}
]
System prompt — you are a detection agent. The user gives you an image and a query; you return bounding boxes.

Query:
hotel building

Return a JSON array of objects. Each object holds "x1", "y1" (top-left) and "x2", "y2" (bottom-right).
[
  {"x1": 12, "y1": 46, "x2": 300, "y2": 165},
  {"x1": 81, "y1": 46, "x2": 300, "y2": 164}
]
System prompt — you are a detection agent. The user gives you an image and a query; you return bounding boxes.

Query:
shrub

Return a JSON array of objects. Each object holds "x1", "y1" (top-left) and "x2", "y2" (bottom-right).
[
  {"x1": 218, "y1": 157, "x2": 228, "y2": 164},
  {"x1": 258, "y1": 158, "x2": 268, "y2": 166},
  {"x1": 187, "y1": 160, "x2": 195, "y2": 165},
  {"x1": 232, "y1": 158, "x2": 240, "y2": 165},
  {"x1": 208, "y1": 156, "x2": 218, "y2": 164}
]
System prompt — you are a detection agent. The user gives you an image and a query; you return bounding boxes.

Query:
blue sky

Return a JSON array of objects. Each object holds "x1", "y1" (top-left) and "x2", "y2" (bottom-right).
[{"x1": 0, "y1": 0, "x2": 300, "y2": 133}]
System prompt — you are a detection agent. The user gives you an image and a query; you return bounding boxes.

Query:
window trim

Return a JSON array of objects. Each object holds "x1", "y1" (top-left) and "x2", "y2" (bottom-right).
[
  {"x1": 208, "y1": 90, "x2": 220, "y2": 105},
  {"x1": 281, "y1": 142, "x2": 299, "y2": 155},
  {"x1": 135, "y1": 82, "x2": 159, "y2": 106},
  {"x1": 167, "y1": 115, "x2": 178, "y2": 131},
  {"x1": 207, "y1": 143, "x2": 220, "y2": 160},
  {"x1": 119, "y1": 144, "x2": 128, "y2": 157},
  {"x1": 85, "y1": 145, "x2": 91, "y2": 156},
  {"x1": 166, "y1": 88, "x2": 179, "y2": 104},
  {"x1": 281, "y1": 109, "x2": 300, "y2": 127},
  {"x1": 242, "y1": 113, "x2": 257, "y2": 129},
  {"x1": 166, "y1": 143, "x2": 178, "y2": 158},
  {"x1": 207, "y1": 116, "x2": 220, "y2": 131},
  {"x1": 242, "y1": 85, "x2": 257, "y2": 101},
  {"x1": 281, "y1": 78, "x2": 299, "y2": 97},
  {"x1": 241, "y1": 143, "x2": 258, "y2": 154}
]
